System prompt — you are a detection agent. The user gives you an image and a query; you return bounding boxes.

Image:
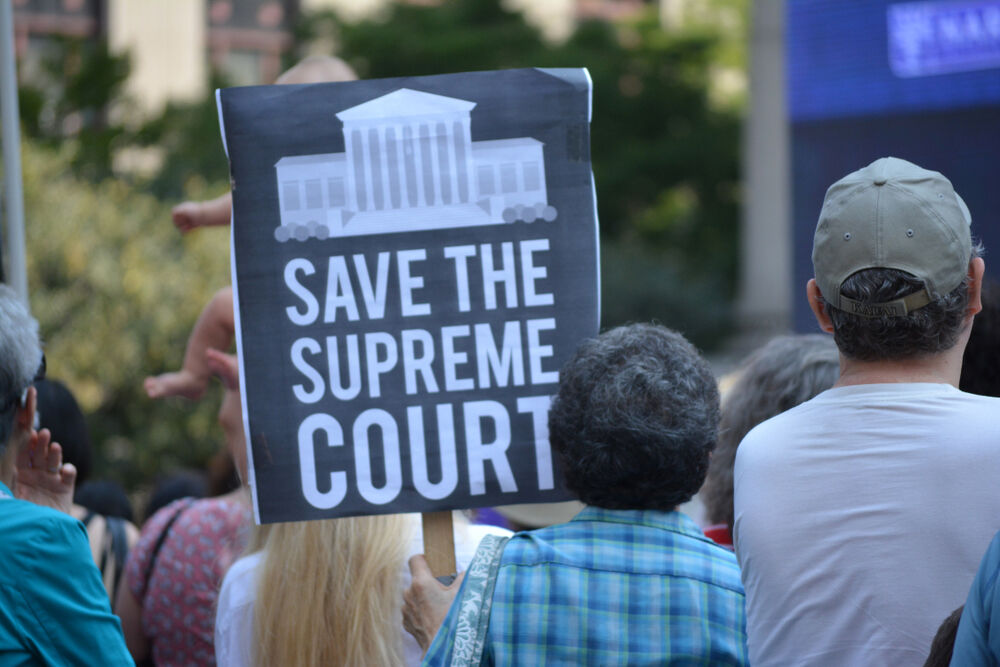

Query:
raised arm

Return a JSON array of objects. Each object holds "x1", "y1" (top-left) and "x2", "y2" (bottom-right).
[
  {"x1": 171, "y1": 192, "x2": 233, "y2": 233},
  {"x1": 144, "y1": 286, "x2": 235, "y2": 400}
]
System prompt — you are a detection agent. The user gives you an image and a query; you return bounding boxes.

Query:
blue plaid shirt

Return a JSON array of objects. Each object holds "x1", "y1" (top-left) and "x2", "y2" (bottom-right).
[{"x1": 424, "y1": 506, "x2": 748, "y2": 666}]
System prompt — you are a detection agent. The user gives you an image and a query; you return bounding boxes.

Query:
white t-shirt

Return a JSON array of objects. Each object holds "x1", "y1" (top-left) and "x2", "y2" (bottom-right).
[
  {"x1": 734, "y1": 383, "x2": 1000, "y2": 667},
  {"x1": 214, "y1": 513, "x2": 511, "y2": 667}
]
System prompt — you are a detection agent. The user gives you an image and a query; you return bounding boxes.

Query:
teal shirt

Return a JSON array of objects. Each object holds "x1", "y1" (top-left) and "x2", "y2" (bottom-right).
[
  {"x1": 952, "y1": 530, "x2": 1000, "y2": 666},
  {"x1": 0, "y1": 481, "x2": 133, "y2": 666}
]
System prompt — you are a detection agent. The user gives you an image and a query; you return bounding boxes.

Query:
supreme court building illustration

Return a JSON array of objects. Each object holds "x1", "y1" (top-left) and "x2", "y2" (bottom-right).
[{"x1": 273, "y1": 88, "x2": 558, "y2": 241}]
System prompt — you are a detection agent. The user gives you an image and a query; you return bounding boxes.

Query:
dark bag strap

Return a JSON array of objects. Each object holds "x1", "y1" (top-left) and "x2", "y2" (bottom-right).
[
  {"x1": 142, "y1": 498, "x2": 195, "y2": 598},
  {"x1": 105, "y1": 516, "x2": 130, "y2": 604}
]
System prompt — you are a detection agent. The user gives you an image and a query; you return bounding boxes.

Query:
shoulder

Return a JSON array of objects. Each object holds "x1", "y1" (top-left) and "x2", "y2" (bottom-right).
[
  {"x1": 184, "y1": 495, "x2": 251, "y2": 531},
  {"x1": 216, "y1": 551, "x2": 261, "y2": 666},
  {"x1": 671, "y1": 525, "x2": 744, "y2": 592},
  {"x1": 1, "y1": 494, "x2": 79, "y2": 526},
  {"x1": 953, "y1": 390, "x2": 1000, "y2": 414},
  {"x1": 138, "y1": 497, "x2": 195, "y2": 541},
  {"x1": 504, "y1": 510, "x2": 742, "y2": 583},
  {"x1": 0, "y1": 499, "x2": 89, "y2": 560},
  {"x1": 732, "y1": 395, "x2": 824, "y2": 476},
  {"x1": 142, "y1": 496, "x2": 246, "y2": 542},
  {"x1": 740, "y1": 395, "x2": 819, "y2": 442},
  {"x1": 218, "y1": 551, "x2": 263, "y2": 615},
  {"x1": 221, "y1": 551, "x2": 263, "y2": 592},
  {"x1": 454, "y1": 520, "x2": 513, "y2": 570}
]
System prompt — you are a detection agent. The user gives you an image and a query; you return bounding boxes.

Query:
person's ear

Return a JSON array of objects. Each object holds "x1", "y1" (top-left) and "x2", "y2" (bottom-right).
[
  {"x1": 966, "y1": 257, "x2": 985, "y2": 319},
  {"x1": 807, "y1": 279, "x2": 835, "y2": 333},
  {"x1": 15, "y1": 386, "x2": 36, "y2": 433}
]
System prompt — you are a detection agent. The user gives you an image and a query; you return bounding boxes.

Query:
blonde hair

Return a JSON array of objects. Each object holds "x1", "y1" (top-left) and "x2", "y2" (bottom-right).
[
  {"x1": 243, "y1": 522, "x2": 271, "y2": 557},
  {"x1": 252, "y1": 513, "x2": 413, "y2": 667}
]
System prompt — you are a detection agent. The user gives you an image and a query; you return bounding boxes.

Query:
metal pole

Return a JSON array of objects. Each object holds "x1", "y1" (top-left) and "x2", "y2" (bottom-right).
[
  {"x1": 737, "y1": 0, "x2": 790, "y2": 334},
  {"x1": 0, "y1": 0, "x2": 28, "y2": 305}
]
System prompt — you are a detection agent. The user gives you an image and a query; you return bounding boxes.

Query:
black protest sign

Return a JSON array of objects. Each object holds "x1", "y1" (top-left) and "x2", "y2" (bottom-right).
[{"x1": 218, "y1": 68, "x2": 599, "y2": 523}]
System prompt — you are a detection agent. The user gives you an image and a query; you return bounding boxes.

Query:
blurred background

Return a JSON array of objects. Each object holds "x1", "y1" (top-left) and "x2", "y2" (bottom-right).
[{"x1": 3, "y1": 0, "x2": 998, "y2": 499}]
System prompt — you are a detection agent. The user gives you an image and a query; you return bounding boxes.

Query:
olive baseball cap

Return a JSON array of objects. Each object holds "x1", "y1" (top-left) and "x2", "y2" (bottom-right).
[{"x1": 812, "y1": 157, "x2": 972, "y2": 318}]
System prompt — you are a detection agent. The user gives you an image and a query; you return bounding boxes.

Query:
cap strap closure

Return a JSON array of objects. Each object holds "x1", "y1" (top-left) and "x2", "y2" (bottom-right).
[{"x1": 839, "y1": 290, "x2": 931, "y2": 318}]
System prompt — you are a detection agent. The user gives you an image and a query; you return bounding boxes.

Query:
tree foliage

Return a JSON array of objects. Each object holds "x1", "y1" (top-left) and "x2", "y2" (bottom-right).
[
  {"x1": 18, "y1": 36, "x2": 131, "y2": 182},
  {"x1": 299, "y1": 0, "x2": 741, "y2": 344},
  {"x1": 21, "y1": 141, "x2": 231, "y2": 490},
  {"x1": 10, "y1": 0, "x2": 744, "y2": 494},
  {"x1": 133, "y1": 73, "x2": 233, "y2": 200}
]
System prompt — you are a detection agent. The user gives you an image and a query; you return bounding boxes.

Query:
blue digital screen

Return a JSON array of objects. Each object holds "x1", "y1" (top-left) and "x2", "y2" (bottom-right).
[
  {"x1": 788, "y1": 0, "x2": 1000, "y2": 331},
  {"x1": 788, "y1": 0, "x2": 1000, "y2": 121}
]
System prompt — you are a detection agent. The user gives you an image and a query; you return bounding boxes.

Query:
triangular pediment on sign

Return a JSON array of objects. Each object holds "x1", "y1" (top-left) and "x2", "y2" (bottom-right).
[{"x1": 336, "y1": 88, "x2": 477, "y2": 121}]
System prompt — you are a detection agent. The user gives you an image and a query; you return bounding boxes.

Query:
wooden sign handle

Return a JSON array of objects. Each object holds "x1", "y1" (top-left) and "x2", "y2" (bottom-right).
[{"x1": 421, "y1": 511, "x2": 456, "y2": 578}]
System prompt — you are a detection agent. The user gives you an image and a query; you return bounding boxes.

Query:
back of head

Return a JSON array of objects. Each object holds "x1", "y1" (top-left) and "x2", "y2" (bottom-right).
[
  {"x1": 0, "y1": 285, "x2": 42, "y2": 451},
  {"x1": 960, "y1": 279, "x2": 1000, "y2": 397},
  {"x1": 275, "y1": 55, "x2": 357, "y2": 85},
  {"x1": 812, "y1": 157, "x2": 978, "y2": 361},
  {"x1": 145, "y1": 470, "x2": 208, "y2": 523},
  {"x1": 702, "y1": 334, "x2": 839, "y2": 530},
  {"x1": 253, "y1": 514, "x2": 412, "y2": 667},
  {"x1": 35, "y1": 378, "x2": 92, "y2": 485},
  {"x1": 548, "y1": 323, "x2": 719, "y2": 511},
  {"x1": 74, "y1": 480, "x2": 134, "y2": 522}
]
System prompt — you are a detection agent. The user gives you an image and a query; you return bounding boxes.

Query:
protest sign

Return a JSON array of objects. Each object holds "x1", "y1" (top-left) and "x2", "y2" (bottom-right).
[{"x1": 218, "y1": 68, "x2": 599, "y2": 524}]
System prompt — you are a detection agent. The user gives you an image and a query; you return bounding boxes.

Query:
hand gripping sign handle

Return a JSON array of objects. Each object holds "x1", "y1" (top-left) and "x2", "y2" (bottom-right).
[{"x1": 421, "y1": 511, "x2": 457, "y2": 585}]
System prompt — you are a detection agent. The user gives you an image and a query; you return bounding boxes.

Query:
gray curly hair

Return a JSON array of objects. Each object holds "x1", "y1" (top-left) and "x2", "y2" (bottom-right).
[
  {"x1": 548, "y1": 323, "x2": 720, "y2": 511},
  {"x1": 701, "y1": 334, "x2": 839, "y2": 532}
]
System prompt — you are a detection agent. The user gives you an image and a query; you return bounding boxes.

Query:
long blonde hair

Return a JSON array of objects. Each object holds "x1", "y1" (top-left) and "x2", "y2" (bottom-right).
[{"x1": 252, "y1": 513, "x2": 413, "y2": 667}]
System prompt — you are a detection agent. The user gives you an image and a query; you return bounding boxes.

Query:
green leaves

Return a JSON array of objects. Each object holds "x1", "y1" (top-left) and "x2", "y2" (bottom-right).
[
  {"x1": 22, "y1": 142, "x2": 231, "y2": 490},
  {"x1": 302, "y1": 0, "x2": 743, "y2": 342}
]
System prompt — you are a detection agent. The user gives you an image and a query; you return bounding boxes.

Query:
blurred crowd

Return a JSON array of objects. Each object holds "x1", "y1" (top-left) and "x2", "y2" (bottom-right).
[{"x1": 2, "y1": 57, "x2": 1000, "y2": 667}]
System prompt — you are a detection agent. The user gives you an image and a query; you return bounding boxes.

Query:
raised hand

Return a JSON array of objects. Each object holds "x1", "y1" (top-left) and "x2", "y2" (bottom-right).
[
  {"x1": 171, "y1": 201, "x2": 204, "y2": 234},
  {"x1": 15, "y1": 427, "x2": 76, "y2": 514},
  {"x1": 171, "y1": 193, "x2": 232, "y2": 234},
  {"x1": 143, "y1": 370, "x2": 208, "y2": 400}
]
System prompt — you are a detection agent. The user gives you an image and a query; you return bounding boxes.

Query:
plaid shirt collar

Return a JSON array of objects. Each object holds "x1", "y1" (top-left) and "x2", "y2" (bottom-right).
[{"x1": 570, "y1": 505, "x2": 713, "y2": 543}]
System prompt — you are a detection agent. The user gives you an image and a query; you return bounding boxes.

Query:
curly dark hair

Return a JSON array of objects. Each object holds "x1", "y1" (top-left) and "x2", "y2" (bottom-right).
[
  {"x1": 823, "y1": 246, "x2": 981, "y2": 361},
  {"x1": 547, "y1": 323, "x2": 719, "y2": 511}
]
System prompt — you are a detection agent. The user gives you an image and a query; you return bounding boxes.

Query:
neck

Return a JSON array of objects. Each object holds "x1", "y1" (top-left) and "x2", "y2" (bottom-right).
[{"x1": 835, "y1": 340, "x2": 967, "y2": 389}]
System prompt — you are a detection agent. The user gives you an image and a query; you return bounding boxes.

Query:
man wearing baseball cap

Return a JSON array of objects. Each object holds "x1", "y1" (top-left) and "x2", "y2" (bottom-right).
[{"x1": 733, "y1": 157, "x2": 1000, "y2": 666}]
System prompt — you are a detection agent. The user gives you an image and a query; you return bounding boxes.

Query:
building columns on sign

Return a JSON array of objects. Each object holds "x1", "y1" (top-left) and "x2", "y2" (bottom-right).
[{"x1": 344, "y1": 113, "x2": 475, "y2": 214}]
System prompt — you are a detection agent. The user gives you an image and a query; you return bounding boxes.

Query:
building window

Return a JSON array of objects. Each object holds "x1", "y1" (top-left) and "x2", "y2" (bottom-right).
[
  {"x1": 305, "y1": 179, "x2": 322, "y2": 209},
  {"x1": 522, "y1": 161, "x2": 541, "y2": 191},
  {"x1": 328, "y1": 177, "x2": 346, "y2": 208},
  {"x1": 282, "y1": 181, "x2": 300, "y2": 211},
  {"x1": 500, "y1": 163, "x2": 518, "y2": 194},
  {"x1": 478, "y1": 165, "x2": 496, "y2": 196}
]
